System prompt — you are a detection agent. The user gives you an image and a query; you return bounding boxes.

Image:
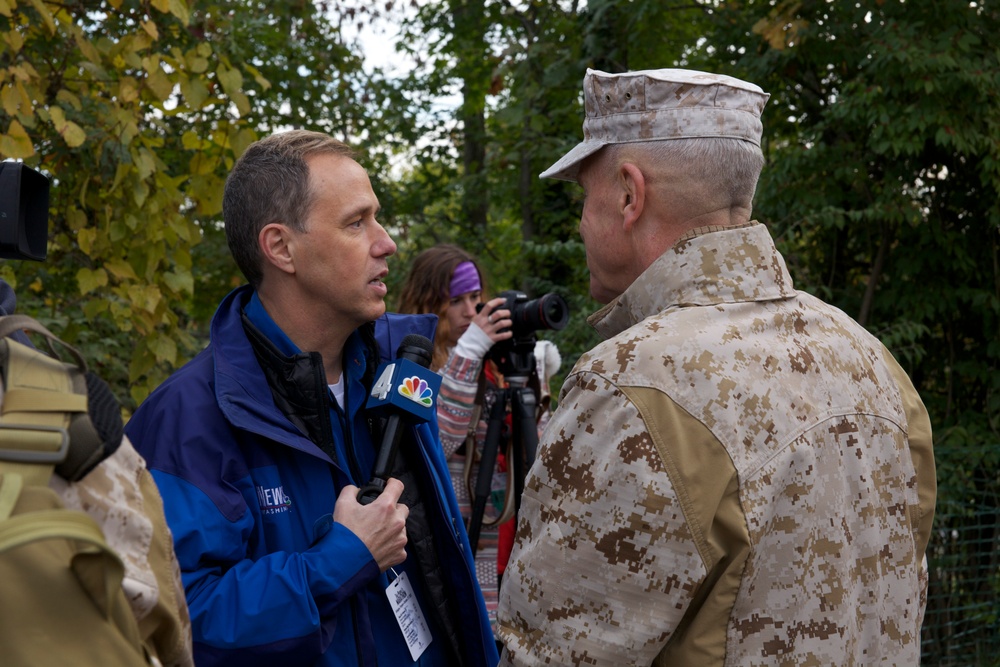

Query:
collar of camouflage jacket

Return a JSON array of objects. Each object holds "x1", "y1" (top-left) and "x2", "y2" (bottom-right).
[{"x1": 588, "y1": 222, "x2": 797, "y2": 339}]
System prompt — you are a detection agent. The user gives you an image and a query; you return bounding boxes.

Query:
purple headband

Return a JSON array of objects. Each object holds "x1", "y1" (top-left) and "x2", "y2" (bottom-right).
[{"x1": 449, "y1": 261, "x2": 481, "y2": 298}]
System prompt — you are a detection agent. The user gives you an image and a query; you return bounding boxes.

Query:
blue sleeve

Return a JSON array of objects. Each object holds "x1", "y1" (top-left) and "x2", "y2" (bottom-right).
[{"x1": 151, "y1": 470, "x2": 380, "y2": 665}]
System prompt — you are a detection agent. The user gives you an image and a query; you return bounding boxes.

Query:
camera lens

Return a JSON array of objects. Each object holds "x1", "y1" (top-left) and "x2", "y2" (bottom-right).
[{"x1": 514, "y1": 293, "x2": 569, "y2": 333}]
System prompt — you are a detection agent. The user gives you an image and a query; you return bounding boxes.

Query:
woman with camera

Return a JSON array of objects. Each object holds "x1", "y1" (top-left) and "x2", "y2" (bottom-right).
[{"x1": 395, "y1": 244, "x2": 517, "y2": 636}]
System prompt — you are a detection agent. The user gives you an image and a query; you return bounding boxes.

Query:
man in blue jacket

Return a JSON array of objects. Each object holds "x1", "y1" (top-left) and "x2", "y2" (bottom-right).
[{"x1": 126, "y1": 130, "x2": 498, "y2": 667}]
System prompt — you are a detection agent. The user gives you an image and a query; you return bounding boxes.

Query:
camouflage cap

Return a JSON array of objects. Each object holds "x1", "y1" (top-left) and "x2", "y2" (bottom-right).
[{"x1": 540, "y1": 68, "x2": 770, "y2": 182}]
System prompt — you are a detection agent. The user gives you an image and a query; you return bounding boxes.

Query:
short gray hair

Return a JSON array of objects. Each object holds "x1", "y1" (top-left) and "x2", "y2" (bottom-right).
[{"x1": 603, "y1": 137, "x2": 764, "y2": 209}]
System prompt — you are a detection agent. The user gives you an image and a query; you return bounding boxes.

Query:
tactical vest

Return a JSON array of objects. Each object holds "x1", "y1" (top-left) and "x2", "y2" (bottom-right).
[{"x1": 0, "y1": 314, "x2": 152, "y2": 666}]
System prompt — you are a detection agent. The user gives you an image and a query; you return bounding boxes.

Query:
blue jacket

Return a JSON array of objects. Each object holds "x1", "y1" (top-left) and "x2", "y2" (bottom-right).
[{"x1": 126, "y1": 286, "x2": 498, "y2": 667}]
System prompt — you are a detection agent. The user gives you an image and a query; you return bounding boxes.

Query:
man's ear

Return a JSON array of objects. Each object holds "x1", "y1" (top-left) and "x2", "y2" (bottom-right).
[
  {"x1": 619, "y1": 162, "x2": 645, "y2": 231},
  {"x1": 259, "y1": 223, "x2": 296, "y2": 275}
]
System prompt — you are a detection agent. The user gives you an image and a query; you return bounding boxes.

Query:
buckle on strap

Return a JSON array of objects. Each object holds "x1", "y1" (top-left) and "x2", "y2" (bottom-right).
[{"x1": 0, "y1": 423, "x2": 70, "y2": 464}]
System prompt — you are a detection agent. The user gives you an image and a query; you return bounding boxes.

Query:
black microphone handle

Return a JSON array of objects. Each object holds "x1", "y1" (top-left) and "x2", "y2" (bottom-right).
[
  {"x1": 357, "y1": 414, "x2": 405, "y2": 505},
  {"x1": 357, "y1": 333, "x2": 434, "y2": 505}
]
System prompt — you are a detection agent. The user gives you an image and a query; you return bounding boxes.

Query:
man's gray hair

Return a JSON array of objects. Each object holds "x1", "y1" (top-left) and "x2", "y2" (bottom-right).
[
  {"x1": 223, "y1": 130, "x2": 356, "y2": 289},
  {"x1": 605, "y1": 137, "x2": 764, "y2": 209}
]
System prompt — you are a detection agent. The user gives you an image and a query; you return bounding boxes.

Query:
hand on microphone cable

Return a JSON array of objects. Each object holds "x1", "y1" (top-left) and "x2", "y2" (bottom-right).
[{"x1": 335, "y1": 477, "x2": 409, "y2": 572}]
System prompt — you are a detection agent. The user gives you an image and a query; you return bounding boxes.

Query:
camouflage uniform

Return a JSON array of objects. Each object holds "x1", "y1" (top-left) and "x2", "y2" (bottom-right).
[
  {"x1": 497, "y1": 222, "x2": 935, "y2": 666},
  {"x1": 51, "y1": 435, "x2": 194, "y2": 667}
]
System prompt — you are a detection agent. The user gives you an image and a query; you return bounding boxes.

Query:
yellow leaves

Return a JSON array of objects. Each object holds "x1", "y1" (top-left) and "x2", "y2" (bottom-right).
[
  {"x1": 151, "y1": 0, "x2": 189, "y2": 26},
  {"x1": 56, "y1": 89, "x2": 82, "y2": 111},
  {"x1": 1, "y1": 72, "x2": 39, "y2": 126},
  {"x1": 1, "y1": 0, "x2": 269, "y2": 405},
  {"x1": 230, "y1": 126, "x2": 257, "y2": 159},
  {"x1": 188, "y1": 174, "x2": 223, "y2": 216},
  {"x1": 168, "y1": 0, "x2": 189, "y2": 27},
  {"x1": 27, "y1": 0, "x2": 55, "y2": 34},
  {"x1": 147, "y1": 331, "x2": 177, "y2": 365},
  {"x1": 77, "y1": 227, "x2": 97, "y2": 255},
  {"x1": 112, "y1": 107, "x2": 139, "y2": 144},
  {"x1": 181, "y1": 130, "x2": 202, "y2": 150},
  {"x1": 179, "y1": 73, "x2": 209, "y2": 109},
  {"x1": 751, "y1": 0, "x2": 808, "y2": 51},
  {"x1": 216, "y1": 63, "x2": 243, "y2": 95},
  {"x1": 76, "y1": 267, "x2": 109, "y2": 294},
  {"x1": 145, "y1": 66, "x2": 173, "y2": 101},
  {"x1": 118, "y1": 76, "x2": 140, "y2": 104},
  {"x1": 106, "y1": 258, "x2": 139, "y2": 281},
  {"x1": 188, "y1": 151, "x2": 216, "y2": 176},
  {"x1": 185, "y1": 44, "x2": 211, "y2": 74},
  {"x1": 0, "y1": 119, "x2": 34, "y2": 158},
  {"x1": 186, "y1": 55, "x2": 210, "y2": 74},
  {"x1": 141, "y1": 20, "x2": 159, "y2": 41},
  {"x1": 49, "y1": 106, "x2": 87, "y2": 148},
  {"x1": 217, "y1": 64, "x2": 249, "y2": 116},
  {"x1": 163, "y1": 270, "x2": 194, "y2": 296},
  {"x1": 128, "y1": 283, "x2": 163, "y2": 315},
  {"x1": 244, "y1": 64, "x2": 271, "y2": 92},
  {"x1": 133, "y1": 178, "x2": 149, "y2": 207},
  {"x1": 66, "y1": 207, "x2": 87, "y2": 231},
  {"x1": 72, "y1": 26, "x2": 101, "y2": 63},
  {"x1": 4, "y1": 28, "x2": 23, "y2": 53},
  {"x1": 1, "y1": 82, "x2": 25, "y2": 117},
  {"x1": 134, "y1": 147, "x2": 156, "y2": 180},
  {"x1": 229, "y1": 90, "x2": 250, "y2": 116}
]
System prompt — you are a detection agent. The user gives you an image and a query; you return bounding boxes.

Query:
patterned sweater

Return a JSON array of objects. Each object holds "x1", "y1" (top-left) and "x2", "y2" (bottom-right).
[{"x1": 437, "y1": 350, "x2": 504, "y2": 631}]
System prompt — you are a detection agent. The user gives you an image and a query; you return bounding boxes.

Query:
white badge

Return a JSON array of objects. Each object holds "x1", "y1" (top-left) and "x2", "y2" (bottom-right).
[{"x1": 386, "y1": 570, "x2": 433, "y2": 661}]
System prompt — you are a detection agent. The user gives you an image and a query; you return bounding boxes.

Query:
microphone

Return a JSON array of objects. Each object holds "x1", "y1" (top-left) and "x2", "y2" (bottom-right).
[{"x1": 357, "y1": 334, "x2": 441, "y2": 505}]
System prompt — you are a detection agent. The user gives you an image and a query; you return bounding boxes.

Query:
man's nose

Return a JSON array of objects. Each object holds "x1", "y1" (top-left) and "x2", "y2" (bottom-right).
[{"x1": 373, "y1": 221, "x2": 397, "y2": 257}]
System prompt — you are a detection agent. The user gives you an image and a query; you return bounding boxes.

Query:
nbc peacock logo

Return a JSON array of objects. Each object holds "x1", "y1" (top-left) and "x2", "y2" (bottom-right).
[{"x1": 398, "y1": 375, "x2": 434, "y2": 407}]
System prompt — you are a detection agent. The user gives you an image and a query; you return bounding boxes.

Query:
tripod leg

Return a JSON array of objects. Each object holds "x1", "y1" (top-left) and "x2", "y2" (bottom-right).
[
  {"x1": 509, "y1": 386, "x2": 538, "y2": 517},
  {"x1": 467, "y1": 391, "x2": 507, "y2": 554}
]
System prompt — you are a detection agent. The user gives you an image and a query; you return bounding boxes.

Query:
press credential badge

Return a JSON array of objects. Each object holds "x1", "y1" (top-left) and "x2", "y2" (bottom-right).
[{"x1": 386, "y1": 570, "x2": 432, "y2": 660}]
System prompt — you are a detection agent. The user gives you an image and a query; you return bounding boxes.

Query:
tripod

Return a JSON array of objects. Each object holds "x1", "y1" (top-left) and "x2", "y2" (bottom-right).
[{"x1": 466, "y1": 339, "x2": 538, "y2": 555}]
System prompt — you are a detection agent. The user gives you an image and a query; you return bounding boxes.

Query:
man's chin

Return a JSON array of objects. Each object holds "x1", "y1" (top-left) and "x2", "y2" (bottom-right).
[{"x1": 590, "y1": 282, "x2": 614, "y2": 305}]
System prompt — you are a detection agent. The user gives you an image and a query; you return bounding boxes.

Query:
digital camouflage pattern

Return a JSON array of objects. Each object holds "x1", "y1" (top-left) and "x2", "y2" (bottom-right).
[
  {"x1": 497, "y1": 223, "x2": 935, "y2": 666},
  {"x1": 540, "y1": 68, "x2": 770, "y2": 181},
  {"x1": 51, "y1": 436, "x2": 194, "y2": 667}
]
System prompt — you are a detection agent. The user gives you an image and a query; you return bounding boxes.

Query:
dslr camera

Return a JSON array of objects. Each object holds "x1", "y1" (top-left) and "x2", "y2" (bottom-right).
[
  {"x1": 478, "y1": 289, "x2": 569, "y2": 373},
  {"x1": 479, "y1": 289, "x2": 569, "y2": 340},
  {"x1": 0, "y1": 162, "x2": 49, "y2": 261}
]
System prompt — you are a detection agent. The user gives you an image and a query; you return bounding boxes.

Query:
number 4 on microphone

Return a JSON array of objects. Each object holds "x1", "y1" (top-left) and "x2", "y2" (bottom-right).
[
  {"x1": 371, "y1": 362, "x2": 397, "y2": 401},
  {"x1": 366, "y1": 357, "x2": 442, "y2": 423}
]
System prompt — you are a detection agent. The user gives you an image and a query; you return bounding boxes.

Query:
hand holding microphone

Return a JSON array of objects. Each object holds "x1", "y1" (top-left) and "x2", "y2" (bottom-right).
[
  {"x1": 357, "y1": 334, "x2": 441, "y2": 505},
  {"x1": 335, "y1": 478, "x2": 409, "y2": 572}
]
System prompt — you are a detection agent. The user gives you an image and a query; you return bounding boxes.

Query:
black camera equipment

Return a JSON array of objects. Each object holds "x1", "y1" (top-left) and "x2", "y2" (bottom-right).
[
  {"x1": 0, "y1": 162, "x2": 49, "y2": 261},
  {"x1": 467, "y1": 289, "x2": 569, "y2": 553}
]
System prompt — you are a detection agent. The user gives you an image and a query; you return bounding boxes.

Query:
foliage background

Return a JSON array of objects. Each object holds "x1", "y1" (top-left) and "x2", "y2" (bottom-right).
[{"x1": 2, "y1": 0, "x2": 997, "y2": 662}]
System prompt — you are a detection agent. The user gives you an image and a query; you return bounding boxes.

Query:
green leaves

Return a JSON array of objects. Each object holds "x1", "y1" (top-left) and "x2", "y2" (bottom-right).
[{"x1": 709, "y1": 0, "x2": 1000, "y2": 494}]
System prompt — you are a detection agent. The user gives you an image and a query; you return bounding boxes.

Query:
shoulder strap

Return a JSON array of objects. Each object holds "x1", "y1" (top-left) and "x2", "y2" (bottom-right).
[
  {"x1": 0, "y1": 315, "x2": 90, "y2": 487},
  {"x1": 0, "y1": 314, "x2": 88, "y2": 371}
]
